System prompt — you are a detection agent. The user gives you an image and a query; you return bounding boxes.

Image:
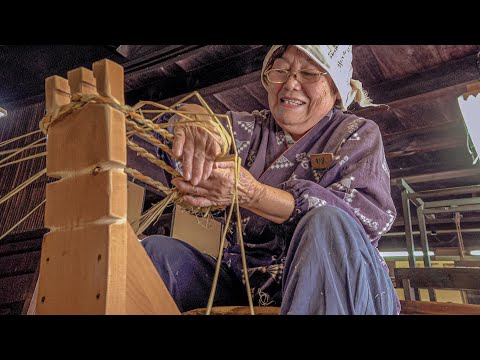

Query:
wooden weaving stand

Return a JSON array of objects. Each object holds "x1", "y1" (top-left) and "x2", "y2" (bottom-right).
[{"x1": 35, "y1": 59, "x2": 179, "y2": 314}]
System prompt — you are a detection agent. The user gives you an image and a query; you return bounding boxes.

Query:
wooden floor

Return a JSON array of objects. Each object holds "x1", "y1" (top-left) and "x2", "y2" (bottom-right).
[{"x1": 183, "y1": 306, "x2": 281, "y2": 315}]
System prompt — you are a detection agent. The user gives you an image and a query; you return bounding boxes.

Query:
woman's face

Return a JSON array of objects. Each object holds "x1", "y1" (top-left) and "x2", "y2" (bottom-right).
[{"x1": 265, "y1": 46, "x2": 339, "y2": 140}]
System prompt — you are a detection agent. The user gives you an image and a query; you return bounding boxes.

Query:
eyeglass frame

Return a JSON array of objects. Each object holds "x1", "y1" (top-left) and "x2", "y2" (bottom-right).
[{"x1": 264, "y1": 68, "x2": 328, "y2": 84}]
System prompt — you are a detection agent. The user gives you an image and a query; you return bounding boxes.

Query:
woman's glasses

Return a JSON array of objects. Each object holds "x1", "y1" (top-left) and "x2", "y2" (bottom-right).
[{"x1": 264, "y1": 69, "x2": 327, "y2": 84}]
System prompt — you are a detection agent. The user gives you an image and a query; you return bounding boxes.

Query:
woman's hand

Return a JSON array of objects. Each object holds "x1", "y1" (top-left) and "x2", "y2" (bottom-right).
[
  {"x1": 172, "y1": 104, "x2": 222, "y2": 186},
  {"x1": 171, "y1": 161, "x2": 263, "y2": 208},
  {"x1": 172, "y1": 161, "x2": 295, "y2": 224}
]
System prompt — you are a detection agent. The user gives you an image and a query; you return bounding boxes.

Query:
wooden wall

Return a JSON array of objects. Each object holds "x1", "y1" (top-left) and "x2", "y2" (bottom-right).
[
  {"x1": 0, "y1": 101, "x2": 47, "y2": 235},
  {"x1": 0, "y1": 229, "x2": 45, "y2": 314}
]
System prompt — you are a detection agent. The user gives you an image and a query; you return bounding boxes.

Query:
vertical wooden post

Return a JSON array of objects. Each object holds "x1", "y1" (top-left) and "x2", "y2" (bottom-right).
[{"x1": 36, "y1": 60, "x2": 179, "y2": 314}]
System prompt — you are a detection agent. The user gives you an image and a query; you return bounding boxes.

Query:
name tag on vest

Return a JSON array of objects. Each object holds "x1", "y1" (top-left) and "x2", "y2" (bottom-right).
[{"x1": 310, "y1": 153, "x2": 334, "y2": 170}]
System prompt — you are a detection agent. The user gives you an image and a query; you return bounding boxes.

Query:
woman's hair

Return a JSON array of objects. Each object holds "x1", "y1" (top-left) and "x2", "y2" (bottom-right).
[
  {"x1": 262, "y1": 45, "x2": 288, "y2": 84},
  {"x1": 262, "y1": 45, "x2": 342, "y2": 109}
]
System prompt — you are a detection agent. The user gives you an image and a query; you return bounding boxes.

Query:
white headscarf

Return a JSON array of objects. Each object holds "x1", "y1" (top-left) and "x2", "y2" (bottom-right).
[{"x1": 261, "y1": 45, "x2": 377, "y2": 111}]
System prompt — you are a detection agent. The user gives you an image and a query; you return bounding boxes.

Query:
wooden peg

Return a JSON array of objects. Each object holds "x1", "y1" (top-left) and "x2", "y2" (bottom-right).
[
  {"x1": 92, "y1": 59, "x2": 124, "y2": 105},
  {"x1": 45, "y1": 76, "x2": 70, "y2": 114},
  {"x1": 68, "y1": 67, "x2": 97, "y2": 95}
]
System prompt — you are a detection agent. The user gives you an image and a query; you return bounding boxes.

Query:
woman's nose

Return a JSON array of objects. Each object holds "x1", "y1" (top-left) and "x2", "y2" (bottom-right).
[{"x1": 283, "y1": 73, "x2": 302, "y2": 91}]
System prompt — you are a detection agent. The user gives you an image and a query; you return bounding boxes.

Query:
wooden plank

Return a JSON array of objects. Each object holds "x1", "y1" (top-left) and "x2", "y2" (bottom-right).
[
  {"x1": 183, "y1": 306, "x2": 280, "y2": 315},
  {"x1": 125, "y1": 225, "x2": 179, "y2": 314},
  {"x1": 125, "y1": 46, "x2": 270, "y2": 105},
  {"x1": 400, "y1": 300, "x2": 480, "y2": 315},
  {"x1": 394, "y1": 268, "x2": 480, "y2": 290},
  {"x1": 25, "y1": 276, "x2": 39, "y2": 315},
  {"x1": 171, "y1": 205, "x2": 223, "y2": 258},
  {"x1": 36, "y1": 224, "x2": 127, "y2": 315},
  {"x1": 127, "y1": 181, "x2": 145, "y2": 233},
  {"x1": 370, "y1": 45, "x2": 443, "y2": 80},
  {"x1": 391, "y1": 168, "x2": 480, "y2": 185},
  {"x1": 384, "y1": 132, "x2": 464, "y2": 159},
  {"x1": 361, "y1": 52, "x2": 479, "y2": 106},
  {"x1": 454, "y1": 261, "x2": 480, "y2": 268}
]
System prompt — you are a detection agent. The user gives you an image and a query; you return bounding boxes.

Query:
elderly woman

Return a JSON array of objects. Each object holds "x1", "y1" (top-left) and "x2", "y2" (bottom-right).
[{"x1": 142, "y1": 45, "x2": 400, "y2": 315}]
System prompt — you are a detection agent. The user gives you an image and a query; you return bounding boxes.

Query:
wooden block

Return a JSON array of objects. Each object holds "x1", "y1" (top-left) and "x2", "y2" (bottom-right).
[
  {"x1": 45, "y1": 170, "x2": 127, "y2": 229},
  {"x1": 45, "y1": 75, "x2": 70, "y2": 114},
  {"x1": 36, "y1": 223, "x2": 127, "y2": 315},
  {"x1": 171, "y1": 205, "x2": 223, "y2": 257},
  {"x1": 127, "y1": 181, "x2": 145, "y2": 232},
  {"x1": 26, "y1": 277, "x2": 39, "y2": 315},
  {"x1": 46, "y1": 103, "x2": 126, "y2": 176},
  {"x1": 93, "y1": 59, "x2": 124, "y2": 105},
  {"x1": 68, "y1": 67, "x2": 97, "y2": 95},
  {"x1": 126, "y1": 225, "x2": 179, "y2": 314}
]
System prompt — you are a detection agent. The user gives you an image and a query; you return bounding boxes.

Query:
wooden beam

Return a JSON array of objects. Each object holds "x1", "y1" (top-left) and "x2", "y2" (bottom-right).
[
  {"x1": 392, "y1": 215, "x2": 480, "y2": 228},
  {"x1": 125, "y1": 46, "x2": 270, "y2": 105},
  {"x1": 123, "y1": 45, "x2": 204, "y2": 75},
  {"x1": 355, "y1": 53, "x2": 480, "y2": 116},
  {"x1": 390, "y1": 162, "x2": 475, "y2": 180},
  {"x1": 400, "y1": 300, "x2": 480, "y2": 315},
  {"x1": 162, "y1": 71, "x2": 262, "y2": 107},
  {"x1": 391, "y1": 168, "x2": 480, "y2": 185},
  {"x1": 384, "y1": 131, "x2": 464, "y2": 159},
  {"x1": 394, "y1": 268, "x2": 480, "y2": 290}
]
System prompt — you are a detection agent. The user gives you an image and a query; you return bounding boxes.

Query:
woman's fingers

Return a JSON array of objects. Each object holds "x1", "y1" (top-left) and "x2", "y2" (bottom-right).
[
  {"x1": 202, "y1": 158, "x2": 214, "y2": 182},
  {"x1": 214, "y1": 160, "x2": 236, "y2": 169},
  {"x1": 190, "y1": 133, "x2": 207, "y2": 186},
  {"x1": 175, "y1": 126, "x2": 221, "y2": 183},
  {"x1": 182, "y1": 139, "x2": 194, "y2": 182},
  {"x1": 172, "y1": 127, "x2": 186, "y2": 158},
  {"x1": 172, "y1": 178, "x2": 207, "y2": 196},
  {"x1": 183, "y1": 195, "x2": 215, "y2": 208}
]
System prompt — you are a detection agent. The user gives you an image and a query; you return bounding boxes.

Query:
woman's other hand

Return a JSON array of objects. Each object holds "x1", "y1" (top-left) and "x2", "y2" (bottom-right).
[
  {"x1": 171, "y1": 161, "x2": 263, "y2": 208},
  {"x1": 171, "y1": 104, "x2": 222, "y2": 186}
]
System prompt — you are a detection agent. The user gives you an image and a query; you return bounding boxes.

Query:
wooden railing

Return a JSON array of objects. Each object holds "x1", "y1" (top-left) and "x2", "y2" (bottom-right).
[{"x1": 395, "y1": 267, "x2": 480, "y2": 314}]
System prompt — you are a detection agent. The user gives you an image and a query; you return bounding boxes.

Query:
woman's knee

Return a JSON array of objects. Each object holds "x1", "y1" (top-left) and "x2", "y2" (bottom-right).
[
  {"x1": 142, "y1": 235, "x2": 185, "y2": 258},
  {"x1": 298, "y1": 206, "x2": 355, "y2": 231}
]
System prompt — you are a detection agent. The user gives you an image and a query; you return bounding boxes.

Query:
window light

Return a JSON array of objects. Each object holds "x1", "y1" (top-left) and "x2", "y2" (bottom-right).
[
  {"x1": 380, "y1": 251, "x2": 435, "y2": 257},
  {"x1": 458, "y1": 81, "x2": 480, "y2": 163}
]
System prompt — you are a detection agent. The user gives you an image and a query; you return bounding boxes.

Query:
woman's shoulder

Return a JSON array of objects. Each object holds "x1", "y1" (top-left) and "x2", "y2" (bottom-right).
[
  {"x1": 334, "y1": 109, "x2": 381, "y2": 136},
  {"x1": 228, "y1": 109, "x2": 272, "y2": 123}
]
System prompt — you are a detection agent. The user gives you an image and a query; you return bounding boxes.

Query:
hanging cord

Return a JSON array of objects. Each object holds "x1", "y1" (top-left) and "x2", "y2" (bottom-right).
[{"x1": 453, "y1": 212, "x2": 466, "y2": 259}]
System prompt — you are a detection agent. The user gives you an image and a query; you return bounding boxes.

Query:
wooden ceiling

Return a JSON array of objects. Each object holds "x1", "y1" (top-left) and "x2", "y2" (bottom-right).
[{"x1": 1, "y1": 44, "x2": 480, "y2": 251}]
